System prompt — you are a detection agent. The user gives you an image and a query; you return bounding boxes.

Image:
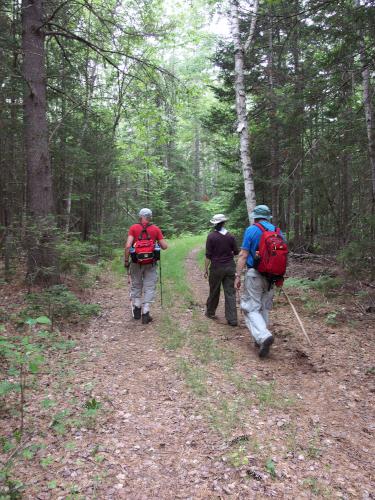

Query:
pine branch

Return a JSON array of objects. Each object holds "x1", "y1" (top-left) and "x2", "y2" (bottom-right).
[{"x1": 44, "y1": 23, "x2": 175, "y2": 79}]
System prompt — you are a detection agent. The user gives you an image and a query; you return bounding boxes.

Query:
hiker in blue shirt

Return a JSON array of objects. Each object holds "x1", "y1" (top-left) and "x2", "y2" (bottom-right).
[{"x1": 235, "y1": 205, "x2": 285, "y2": 358}]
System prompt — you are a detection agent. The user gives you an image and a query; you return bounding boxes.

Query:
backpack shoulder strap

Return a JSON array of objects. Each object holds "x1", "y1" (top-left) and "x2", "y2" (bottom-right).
[
  {"x1": 138, "y1": 223, "x2": 153, "y2": 240},
  {"x1": 255, "y1": 222, "x2": 280, "y2": 234},
  {"x1": 254, "y1": 222, "x2": 266, "y2": 232}
]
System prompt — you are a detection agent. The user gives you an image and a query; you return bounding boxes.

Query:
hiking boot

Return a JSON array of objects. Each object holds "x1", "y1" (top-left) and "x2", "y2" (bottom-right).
[
  {"x1": 258, "y1": 335, "x2": 274, "y2": 358},
  {"x1": 205, "y1": 311, "x2": 217, "y2": 320},
  {"x1": 133, "y1": 306, "x2": 141, "y2": 320},
  {"x1": 142, "y1": 312, "x2": 153, "y2": 324},
  {"x1": 227, "y1": 320, "x2": 238, "y2": 327}
]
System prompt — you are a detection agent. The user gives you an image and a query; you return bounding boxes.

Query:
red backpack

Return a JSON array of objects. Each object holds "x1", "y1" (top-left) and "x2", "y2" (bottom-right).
[
  {"x1": 254, "y1": 223, "x2": 288, "y2": 286},
  {"x1": 133, "y1": 224, "x2": 156, "y2": 265}
]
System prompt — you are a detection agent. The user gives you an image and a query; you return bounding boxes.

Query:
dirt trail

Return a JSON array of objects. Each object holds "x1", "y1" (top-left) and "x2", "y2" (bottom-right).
[
  {"x1": 61, "y1": 283, "x2": 236, "y2": 499},
  {"x1": 184, "y1": 248, "x2": 375, "y2": 498},
  {"x1": 85, "y1": 249, "x2": 373, "y2": 498},
  {"x1": 5, "y1": 249, "x2": 374, "y2": 498}
]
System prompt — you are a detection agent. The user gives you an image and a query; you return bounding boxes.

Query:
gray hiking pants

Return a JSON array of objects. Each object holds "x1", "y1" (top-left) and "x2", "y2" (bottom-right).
[
  {"x1": 240, "y1": 268, "x2": 274, "y2": 345},
  {"x1": 130, "y1": 262, "x2": 158, "y2": 313},
  {"x1": 206, "y1": 261, "x2": 237, "y2": 324}
]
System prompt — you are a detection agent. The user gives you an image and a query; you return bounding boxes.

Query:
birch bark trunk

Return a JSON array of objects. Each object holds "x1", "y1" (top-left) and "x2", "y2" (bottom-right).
[
  {"x1": 230, "y1": 0, "x2": 258, "y2": 220},
  {"x1": 194, "y1": 122, "x2": 201, "y2": 198}
]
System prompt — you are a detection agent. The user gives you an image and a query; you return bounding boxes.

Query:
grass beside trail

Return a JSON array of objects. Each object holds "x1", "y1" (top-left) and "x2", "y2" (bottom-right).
[
  {"x1": 159, "y1": 233, "x2": 206, "y2": 306},
  {"x1": 149, "y1": 235, "x2": 294, "y2": 440}
]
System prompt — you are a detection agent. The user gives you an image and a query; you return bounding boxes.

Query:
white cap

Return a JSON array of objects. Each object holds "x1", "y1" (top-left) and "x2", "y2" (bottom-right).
[
  {"x1": 139, "y1": 208, "x2": 152, "y2": 218},
  {"x1": 210, "y1": 213, "x2": 228, "y2": 225}
]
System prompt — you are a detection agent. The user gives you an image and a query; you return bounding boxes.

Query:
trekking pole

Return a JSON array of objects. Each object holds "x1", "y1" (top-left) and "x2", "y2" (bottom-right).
[
  {"x1": 159, "y1": 255, "x2": 163, "y2": 308},
  {"x1": 282, "y1": 288, "x2": 312, "y2": 346},
  {"x1": 127, "y1": 266, "x2": 134, "y2": 318}
]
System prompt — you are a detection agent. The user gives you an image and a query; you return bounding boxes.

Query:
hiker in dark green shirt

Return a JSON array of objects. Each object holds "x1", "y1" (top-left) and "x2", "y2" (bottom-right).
[{"x1": 204, "y1": 214, "x2": 239, "y2": 326}]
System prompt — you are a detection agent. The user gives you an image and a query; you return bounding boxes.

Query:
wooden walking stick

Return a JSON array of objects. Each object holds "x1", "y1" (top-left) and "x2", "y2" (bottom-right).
[
  {"x1": 236, "y1": 287, "x2": 243, "y2": 316},
  {"x1": 282, "y1": 288, "x2": 312, "y2": 346}
]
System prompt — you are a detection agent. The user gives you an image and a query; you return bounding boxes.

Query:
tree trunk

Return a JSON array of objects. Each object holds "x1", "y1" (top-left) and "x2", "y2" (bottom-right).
[
  {"x1": 356, "y1": 0, "x2": 375, "y2": 211},
  {"x1": 359, "y1": 39, "x2": 375, "y2": 210},
  {"x1": 22, "y1": 0, "x2": 58, "y2": 284},
  {"x1": 230, "y1": 0, "x2": 257, "y2": 219},
  {"x1": 291, "y1": 0, "x2": 304, "y2": 250},
  {"x1": 267, "y1": 15, "x2": 280, "y2": 224},
  {"x1": 194, "y1": 122, "x2": 201, "y2": 198}
]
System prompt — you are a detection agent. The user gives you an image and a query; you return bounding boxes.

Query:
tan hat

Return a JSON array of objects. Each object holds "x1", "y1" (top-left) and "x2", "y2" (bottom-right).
[{"x1": 210, "y1": 213, "x2": 228, "y2": 225}]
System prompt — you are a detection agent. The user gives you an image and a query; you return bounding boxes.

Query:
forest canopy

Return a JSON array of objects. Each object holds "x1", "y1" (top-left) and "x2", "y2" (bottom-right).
[{"x1": 1, "y1": 0, "x2": 374, "y2": 282}]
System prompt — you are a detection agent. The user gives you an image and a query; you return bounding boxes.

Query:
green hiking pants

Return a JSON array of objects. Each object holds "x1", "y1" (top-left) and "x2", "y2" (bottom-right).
[{"x1": 206, "y1": 261, "x2": 237, "y2": 324}]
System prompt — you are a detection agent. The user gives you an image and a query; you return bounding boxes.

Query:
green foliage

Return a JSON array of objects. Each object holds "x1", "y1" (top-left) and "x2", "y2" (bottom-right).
[
  {"x1": 176, "y1": 359, "x2": 207, "y2": 396},
  {"x1": 207, "y1": 398, "x2": 244, "y2": 437},
  {"x1": 40, "y1": 456, "x2": 54, "y2": 468},
  {"x1": 88, "y1": 234, "x2": 115, "y2": 260},
  {"x1": 84, "y1": 398, "x2": 101, "y2": 410},
  {"x1": 26, "y1": 285, "x2": 100, "y2": 323},
  {"x1": 0, "y1": 467, "x2": 24, "y2": 499},
  {"x1": 311, "y1": 277, "x2": 343, "y2": 296},
  {"x1": 0, "y1": 334, "x2": 44, "y2": 390},
  {"x1": 285, "y1": 276, "x2": 343, "y2": 296},
  {"x1": 302, "y1": 477, "x2": 332, "y2": 497},
  {"x1": 284, "y1": 277, "x2": 313, "y2": 289},
  {"x1": 325, "y1": 311, "x2": 339, "y2": 326},
  {"x1": 229, "y1": 374, "x2": 294, "y2": 409},
  {"x1": 51, "y1": 410, "x2": 71, "y2": 435},
  {"x1": 159, "y1": 316, "x2": 187, "y2": 350},
  {"x1": 265, "y1": 458, "x2": 277, "y2": 478},
  {"x1": 227, "y1": 445, "x2": 249, "y2": 467},
  {"x1": 190, "y1": 331, "x2": 235, "y2": 369},
  {"x1": 160, "y1": 234, "x2": 206, "y2": 305},
  {"x1": 57, "y1": 239, "x2": 95, "y2": 277},
  {"x1": 0, "y1": 318, "x2": 48, "y2": 435},
  {"x1": 337, "y1": 240, "x2": 375, "y2": 279}
]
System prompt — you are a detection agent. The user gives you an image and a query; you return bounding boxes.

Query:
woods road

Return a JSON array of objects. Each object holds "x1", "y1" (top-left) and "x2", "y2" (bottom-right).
[{"x1": 15, "y1": 248, "x2": 374, "y2": 499}]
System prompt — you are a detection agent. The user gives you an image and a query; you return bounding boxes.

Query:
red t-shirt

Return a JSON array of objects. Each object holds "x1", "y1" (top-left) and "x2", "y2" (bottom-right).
[{"x1": 127, "y1": 223, "x2": 164, "y2": 244}]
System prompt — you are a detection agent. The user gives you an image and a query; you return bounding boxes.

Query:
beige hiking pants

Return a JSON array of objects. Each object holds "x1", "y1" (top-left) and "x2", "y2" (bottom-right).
[
  {"x1": 240, "y1": 268, "x2": 274, "y2": 345},
  {"x1": 130, "y1": 263, "x2": 158, "y2": 313}
]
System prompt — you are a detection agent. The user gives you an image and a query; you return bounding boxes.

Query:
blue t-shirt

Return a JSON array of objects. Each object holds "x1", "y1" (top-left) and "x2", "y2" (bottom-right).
[{"x1": 241, "y1": 221, "x2": 284, "y2": 268}]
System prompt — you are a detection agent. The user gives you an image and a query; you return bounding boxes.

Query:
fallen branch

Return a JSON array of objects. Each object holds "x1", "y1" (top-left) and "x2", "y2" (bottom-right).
[
  {"x1": 289, "y1": 252, "x2": 335, "y2": 262},
  {"x1": 282, "y1": 289, "x2": 312, "y2": 346}
]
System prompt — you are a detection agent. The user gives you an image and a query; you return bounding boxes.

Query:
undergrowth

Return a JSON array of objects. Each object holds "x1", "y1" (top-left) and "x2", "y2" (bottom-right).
[
  {"x1": 1, "y1": 240, "x2": 106, "y2": 496},
  {"x1": 284, "y1": 275, "x2": 343, "y2": 296}
]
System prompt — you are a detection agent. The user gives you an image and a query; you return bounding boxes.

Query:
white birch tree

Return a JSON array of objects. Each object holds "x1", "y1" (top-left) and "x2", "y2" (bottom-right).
[{"x1": 229, "y1": 0, "x2": 259, "y2": 220}]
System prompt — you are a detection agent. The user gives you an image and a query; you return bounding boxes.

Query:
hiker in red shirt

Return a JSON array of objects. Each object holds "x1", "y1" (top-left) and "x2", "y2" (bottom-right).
[{"x1": 124, "y1": 208, "x2": 168, "y2": 324}]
